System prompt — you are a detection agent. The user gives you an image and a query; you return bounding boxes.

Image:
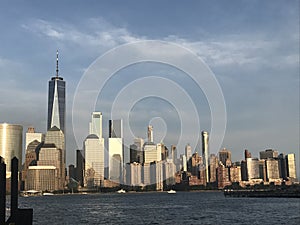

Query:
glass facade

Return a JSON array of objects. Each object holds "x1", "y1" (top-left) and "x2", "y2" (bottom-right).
[
  {"x1": 109, "y1": 119, "x2": 122, "y2": 138},
  {"x1": 47, "y1": 77, "x2": 65, "y2": 133}
]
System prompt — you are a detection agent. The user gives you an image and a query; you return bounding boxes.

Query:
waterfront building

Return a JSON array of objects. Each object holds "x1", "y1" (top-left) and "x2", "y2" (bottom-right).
[
  {"x1": 259, "y1": 149, "x2": 279, "y2": 160},
  {"x1": 0, "y1": 123, "x2": 23, "y2": 177},
  {"x1": 163, "y1": 159, "x2": 176, "y2": 186},
  {"x1": 143, "y1": 143, "x2": 158, "y2": 163},
  {"x1": 25, "y1": 127, "x2": 44, "y2": 150},
  {"x1": 265, "y1": 158, "x2": 280, "y2": 181},
  {"x1": 246, "y1": 158, "x2": 260, "y2": 180},
  {"x1": 201, "y1": 131, "x2": 209, "y2": 183},
  {"x1": 22, "y1": 140, "x2": 43, "y2": 188},
  {"x1": 219, "y1": 148, "x2": 232, "y2": 167},
  {"x1": 209, "y1": 154, "x2": 218, "y2": 183},
  {"x1": 26, "y1": 165, "x2": 58, "y2": 191},
  {"x1": 190, "y1": 152, "x2": 202, "y2": 176},
  {"x1": 217, "y1": 164, "x2": 231, "y2": 189},
  {"x1": 241, "y1": 160, "x2": 248, "y2": 181},
  {"x1": 44, "y1": 126, "x2": 66, "y2": 183},
  {"x1": 47, "y1": 51, "x2": 66, "y2": 134},
  {"x1": 37, "y1": 143, "x2": 63, "y2": 189},
  {"x1": 125, "y1": 162, "x2": 142, "y2": 186},
  {"x1": 150, "y1": 161, "x2": 163, "y2": 191},
  {"x1": 130, "y1": 138, "x2": 144, "y2": 163},
  {"x1": 278, "y1": 153, "x2": 287, "y2": 180},
  {"x1": 108, "y1": 119, "x2": 123, "y2": 183},
  {"x1": 286, "y1": 153, "x2": 297, "y2": 180},
  {"x1": 84, "y1": 134, "x2": 105, "y2": 188},
  {"x1": 142, "y1": 163, "x2": 151, "y2": 186},
  {"x1": 229, "y1": 165, "x2": 242, "y2": 182},
  {"x1": 68, "y1": 164, "x2": 76, "y2": 180},
  {"x1": 258, "y1": 159, "x2": 267, "y2": 182},
  {"x1": 76, "y1": 150, "x2": 84, "y2": 187}
]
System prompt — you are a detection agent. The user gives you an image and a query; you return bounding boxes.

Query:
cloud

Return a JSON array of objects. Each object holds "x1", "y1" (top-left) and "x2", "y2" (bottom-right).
[{"x1": 21, "y1": 18, "x2": 145, "y2": 49}]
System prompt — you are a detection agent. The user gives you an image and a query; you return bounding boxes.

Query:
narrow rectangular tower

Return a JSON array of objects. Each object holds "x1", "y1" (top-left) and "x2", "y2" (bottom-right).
[{"x1": 47, "y1": 51, "x2": 66, "y2": 133}]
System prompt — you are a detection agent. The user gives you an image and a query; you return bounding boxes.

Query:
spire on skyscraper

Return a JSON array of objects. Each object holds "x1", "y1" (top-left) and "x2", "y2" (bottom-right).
[{"x1": 56, "y1": 50, "x2": 59, "y2": 78}]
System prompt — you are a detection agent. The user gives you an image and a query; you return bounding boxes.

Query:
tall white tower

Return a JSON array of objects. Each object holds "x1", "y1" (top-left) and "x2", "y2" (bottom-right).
[
  {"x1": 89, "y1": 112, "x2": 102, "y2": 138},
  {"x1": 147, "y1": 125, "x2": 153, "y2": 143},
  {"x1": 108, "y1": 119, "x2": 123, "y2": 183},
  {"x1": 201, "y1": 131, "x2": 209, "y2": 183}
]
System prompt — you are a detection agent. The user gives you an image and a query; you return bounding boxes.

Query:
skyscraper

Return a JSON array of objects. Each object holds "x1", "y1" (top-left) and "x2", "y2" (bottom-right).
[
  {"x1": 185, "y1": 144, "x2": 192, "y2": 161},
  {"x1": 201, "y1": 131, "x2": 209, "y2": 183},
  {"x1": 84, "y1": 135, "x2": 105, "y2": 187},
  {"x1": 25, "y1": 127, "x2": 44, "y2": 150},
  {"x1": 259, "y1": 149, "x2": 279, "y2": 159},
  {"x1": 286, "y1": 153, "x2": 297, "y2": 179},
  {"x1": 89, "y1": 112, "x2": 102, "y2": 138},
  {"x1": 108, "y1": 119, "x2": 123, "y2": 182},
  {"x1": 147, "y1": 125, "x2": 154, "y2": 143},
  {"x1": 0, "y1": 123, "x2": 23, "y2": 177},
  {"x1": 84, "y1": 112, "x2": 105, "y2": 187},
  {"x1": 47, "y1": 51, "x2": 66, "y2": 133},
  {"x1": 109, "y1": 119, "x2": 122, "y2": 138},
  {"x1": 219, "y1": 148, "x2": 232, "y2": 167}
]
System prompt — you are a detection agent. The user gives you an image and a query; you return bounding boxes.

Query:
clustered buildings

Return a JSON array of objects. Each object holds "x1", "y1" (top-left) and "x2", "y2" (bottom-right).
[{"x1": 0, "y1": 52, "x2": 298, "y2": 193}]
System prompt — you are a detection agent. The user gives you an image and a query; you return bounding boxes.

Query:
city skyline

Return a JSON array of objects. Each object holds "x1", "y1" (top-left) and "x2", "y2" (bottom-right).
[{"x1": 0, "y1": 1, "x2": 298, "y2": 170}]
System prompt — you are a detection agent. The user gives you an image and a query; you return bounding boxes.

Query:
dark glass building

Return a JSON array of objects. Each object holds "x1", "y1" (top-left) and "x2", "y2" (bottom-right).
[
  {"x1": 109, "y1": 119, "x2": 122, "y2": 138},
  {"x1": 47, "y1": 51, "x2": 66, "y2": 133}
]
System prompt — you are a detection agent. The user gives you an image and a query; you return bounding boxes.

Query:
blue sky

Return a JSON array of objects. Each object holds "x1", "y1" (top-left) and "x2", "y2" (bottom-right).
[{"x1": 0, "y1": 0, "x2": 299, "y2": 173}]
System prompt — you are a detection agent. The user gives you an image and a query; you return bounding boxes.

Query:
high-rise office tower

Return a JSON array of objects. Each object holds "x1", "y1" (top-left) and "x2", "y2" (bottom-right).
[
  {"x1": 37, "y1": 143, "x2": 63, "y2": 189},
  {"x1": 45, "y1": 126, "x2": 65, "y2": 181},
  {"x1": 76, "y1": 150, "x2": 85, "y2": 187},
  {"x1": 286, "y1": 153, "x2": 297, "y2": 179},
  {"x1": 143, "y1": 143, "x2": 158, "y2": 163},
  {"x1": 201, "y1": 131, "x2": 209, "y2": 183},
  {"x1": 147, "y1": 125, "x2": 153, "y2": 143},
  {"x1": 244, "y1": 149, "x2": 252, "y2": 159},
  {"x1": 209, "y1": 154, "x2": 218, "y2": 183},
  {"x1": 108, "y1": 119, "x2": 123, "y2": 182},
  {"x1": 0, "y1": 123, "x2": 23, "y2": 177},
  {"x1": 259, "y1": 149, "x2": 279, "y2": 159},
  {"x1": 185, "y1": 144, "x2": 192, "y2": 161},
  {"x1": 278, "y1": 153, "x2": 287, "y2": 180},
  {"x1": 170, "y1": 145, "x2": 177, "y2": 163},
  {"x1": 109, "y1": 119, "x2": 122, "y2": 138},
  {"x1": 89, "y1": 112, "x2": 102, "y2": 138},
  {"x1": 84, "y1": 112, "x2": 105, "y2": 187},
  {"x1": 25, "y1": 127, "x2": 44, "y2": 150},
  {"x1": 84, "y1": 135, "x2": 105, "y2": 187},
  {"x1": 265, "y1": 158, "x2": 280, "y2": 181},
  {"x1": 219, "y1": 148, "x2": 232, "y2": 167},
  {"x1": 130, "y1": 138, "x2": 144, "y2": 163},
  {"x1": 246, "y1": 158, "x2": 260, "y2": 180},
  {"x1": 47, "y1": 51, "x2": 66, "y2": 133}
]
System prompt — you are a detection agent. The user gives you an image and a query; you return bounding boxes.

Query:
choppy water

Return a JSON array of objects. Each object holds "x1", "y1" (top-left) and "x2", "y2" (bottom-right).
[{"x1": 8, "y1": 192, "x2": 300, "y2": 224}]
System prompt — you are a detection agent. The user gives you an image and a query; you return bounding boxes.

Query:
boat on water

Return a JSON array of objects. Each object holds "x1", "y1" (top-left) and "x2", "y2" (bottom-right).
[
  {"x1": 43, "y1": 192, "x2": 54, "y2": 196},
  {"x1": 167, "y1": 189, "x2": 176, "y2": 194},
  {"x1": 117, "y1": 189, "x2": 126, "y2": 194}
]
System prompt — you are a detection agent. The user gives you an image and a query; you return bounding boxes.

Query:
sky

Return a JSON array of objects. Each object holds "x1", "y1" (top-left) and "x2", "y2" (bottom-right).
[{"x1": 0, "y1": 0, "x2": 299, "y2": 174}]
